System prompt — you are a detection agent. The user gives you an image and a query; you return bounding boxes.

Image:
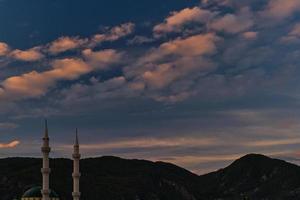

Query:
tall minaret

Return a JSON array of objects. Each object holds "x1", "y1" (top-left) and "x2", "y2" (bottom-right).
[
  {"x1": 41, "y1": 120, "x2": 51, "y2": 200},
  {"x1": 72, "y1": 128, "x2": 81, "y2": 200}
]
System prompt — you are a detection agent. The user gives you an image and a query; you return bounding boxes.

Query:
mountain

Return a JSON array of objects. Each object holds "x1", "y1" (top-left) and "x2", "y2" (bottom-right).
[
  {"x1": 198, "y1": 154, "x2": 300, "y2": 199},
  {"x1": 1, "y1": 154, "x2": 300, "y2": 200},
  {"x1": 0, "y1": 156, "x2": 200, "y2": 200}
]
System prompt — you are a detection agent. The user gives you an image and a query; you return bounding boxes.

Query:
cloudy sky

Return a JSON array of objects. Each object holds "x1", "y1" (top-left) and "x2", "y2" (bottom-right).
[{"x1": 1, "y1": 0, "x2": 300, "y2": 174}]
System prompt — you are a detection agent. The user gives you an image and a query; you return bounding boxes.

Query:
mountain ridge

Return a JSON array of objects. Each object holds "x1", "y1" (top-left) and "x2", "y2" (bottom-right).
[{"x1": 1, "y1": 154, "x2": 300, "y2": 200}]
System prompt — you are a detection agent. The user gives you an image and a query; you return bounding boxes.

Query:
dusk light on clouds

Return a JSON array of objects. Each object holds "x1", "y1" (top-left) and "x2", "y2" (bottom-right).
[{"x1": 1, "y1": 0, "x2": 300, "y2": 174}]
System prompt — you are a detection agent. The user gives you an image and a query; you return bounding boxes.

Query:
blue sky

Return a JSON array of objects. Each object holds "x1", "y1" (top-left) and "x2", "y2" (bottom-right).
[{"x1": 1, "y1": 0, "x2": 300, "y2": 174}]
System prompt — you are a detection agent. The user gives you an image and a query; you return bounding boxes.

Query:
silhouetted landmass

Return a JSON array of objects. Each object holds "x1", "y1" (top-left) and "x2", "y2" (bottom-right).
[
  {"x1": 197, "y1": 154, "x2": 300, "y2": 199},
  {"x1": 1, "y1": 154, "x2": 300, "y2": 200}
]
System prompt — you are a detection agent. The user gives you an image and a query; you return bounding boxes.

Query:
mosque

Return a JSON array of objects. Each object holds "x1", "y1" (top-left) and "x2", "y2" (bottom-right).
[{"x1": 20, "y1": 121, "x2": 81, "y2": 200}]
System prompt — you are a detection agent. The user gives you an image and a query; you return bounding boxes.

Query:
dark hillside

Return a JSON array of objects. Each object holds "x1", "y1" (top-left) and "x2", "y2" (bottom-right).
[{"x1": 2, "y1": 154, "x2": 300, "y2": 200}]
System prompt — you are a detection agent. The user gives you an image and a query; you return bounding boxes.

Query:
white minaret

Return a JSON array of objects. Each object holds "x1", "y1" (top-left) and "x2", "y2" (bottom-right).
[
  {"x1": 72, "y1": 128, "x2": 81, "y2": 200},
  {"x1": 41, "y1": 120, "x2": 51, "y2": 200}
]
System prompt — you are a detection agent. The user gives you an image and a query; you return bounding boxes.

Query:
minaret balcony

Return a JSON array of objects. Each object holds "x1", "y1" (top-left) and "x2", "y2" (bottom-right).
[
  {"x1": 72, "y1": 153, "x2": 81, "y2": 159},
  {"x1": 72, "y1": 172, "x2": 81, "y2": 178},
  {"x1": 41, "y1": 146, "x2": 51, "y2": 153},
  {"x1": 41, "y1": 189, "x2": 50, "y2": 195},
  {"x1": 72, "y1": 192, "x2": 81, "y2": 197},
  {"x1": 41, "y1": 168, "x2": 51, "y2": 173}
]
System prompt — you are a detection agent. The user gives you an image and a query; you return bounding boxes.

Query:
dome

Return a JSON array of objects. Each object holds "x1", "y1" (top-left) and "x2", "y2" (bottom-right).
[{"x1": 22, "y1": 186, "x2": 59, "y2": 199}]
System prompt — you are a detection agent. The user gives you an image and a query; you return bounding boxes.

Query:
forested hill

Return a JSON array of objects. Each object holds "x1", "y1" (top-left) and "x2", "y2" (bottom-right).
[{"x1": 1, "y1": 154, "x2": 300, "y2": 200}]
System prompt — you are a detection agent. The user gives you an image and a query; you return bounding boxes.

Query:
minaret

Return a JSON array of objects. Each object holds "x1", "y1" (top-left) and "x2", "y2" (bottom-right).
[
  {"x1": 72, "y1": 128, "x2": 81, "y2": 200},
  {"x1": 41, "y1": 120, "x2": 51, "y2": 200}
]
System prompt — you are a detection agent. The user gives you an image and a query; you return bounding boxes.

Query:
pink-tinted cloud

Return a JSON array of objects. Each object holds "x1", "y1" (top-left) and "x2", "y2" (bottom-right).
[
  {"x1": 9, "y1": 47, "x2": 44, "y2": 61},
  {"x1": 262, "y1": 0, "x2": 300, "y2": 20},
  {"x1": 132, "y1": 33, "x2": 219, "y2": 66},
  {"x1": 1, "y1": 58, "x2": 90, "y2": 99},
  {"x1": 89, "y1": 22, "x2": 135, "y2": 47},
  {"x1": 106, "y1": 22, "x2": 135, "y2": 41},
  {"x1": 82, "y1": 49, "x2": 123, "y2": 69},
  {"x1": 69, "y1": 136, "x2": 219, "y2": 150},
  {"x1": 124, "y1": 33, "x2": 219, "y2": 98},
  {"x1": 142, "y1": 57, "x2": 215, "y2": 90},
  {"x1": 0, "y1": 42, "x2": 9, "y2": 56},
  {"x1": 211, "y1": 7, "x2": 254, "y2": 33},
  {"x1": 0, "y1": 22, "x2": 134, "y2": 64},
  {"x1": 0, "y1": 140, "x2": 20, "y2": 148},
  {"x1": 242, "y1": 31, "x2": 258, "y2": 40},
  {"x1": 154, "y1": 7, "x2": 215, "y2": 36},
  {"x1": 281, "y1": 23, "x2": 300, "y2": 43},
  {"x1": 0, "y1": 48, "x2": 122, "y2": 100},
  {"x1": 48, "y1": 36, "x2": 88, "y2": 55},
  {"x1": 159, "y1": 33, "x2": 219, "y2": 56},
  {"x1": 47, "y1": 23, "x2": 134, "y2": 54}
]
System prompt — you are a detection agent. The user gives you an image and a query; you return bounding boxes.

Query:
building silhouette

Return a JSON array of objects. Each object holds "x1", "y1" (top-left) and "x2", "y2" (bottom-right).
[{"x1": 21, "y1": 121, "x2": 81, "y2": 200}]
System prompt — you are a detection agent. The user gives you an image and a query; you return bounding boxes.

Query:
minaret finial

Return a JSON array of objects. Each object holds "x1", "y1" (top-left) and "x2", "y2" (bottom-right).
[
  {"x1": 44, "y1": 119, "x2": 49, "y2": 138},
  {"x1": 75, "y1": 128, "x2": 79, "y2": 145}
]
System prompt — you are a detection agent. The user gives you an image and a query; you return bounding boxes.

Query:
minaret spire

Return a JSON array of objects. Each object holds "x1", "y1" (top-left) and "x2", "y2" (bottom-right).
[
  {"x1": 44, "y1": 119, "x2": 49, "y2": 138},
  {"x1": 75, "y1": 128, "x2": 79, "y2": 145},
  {"x1": 72, "y1": 128, "x2": 81, "y2": 200},
  {"x1": 41, "y1": 120, "x2": 51, "y2": 200}
]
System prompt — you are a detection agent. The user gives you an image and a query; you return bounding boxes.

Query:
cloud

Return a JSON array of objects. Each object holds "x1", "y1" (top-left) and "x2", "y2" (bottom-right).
[
  {"x1": 2, "y1": 0, "x2": 300, "y2": 175},
  {"x1": 49, "y1": 58, "x2": 92, "y2": 80},
  {"x1": 64, "y1": 136, "x2": 219, "y2": 150},
  {"x1": 0, "y1": 1, "x2": 290, "y2": 107},
  {"x1": 153, "y1": 7, "x2": 215, "y2": 36},
  {"x1": 204, "y1": 0, "x2": 268, "y2": 9},
  {"x1": 142, "y1": 57, "x2": 216, "y2": 91},
  {"x1": 127, "y1": 36, "x2": 155, "y2": 45},
  {"x1": 0, "y1": 58, "x2": 90, "y2": 99},
  {"x1": 246, "y1": 138, "x2": 300, "y2": 147},
  {"x1": 47, "y1": 23, "x2": 134, "y2": 54},
  {"x1": 121, "y1": 33, "x2": 220, "y2": 101},
  {"x1": 57, "y1": 63, "x2": 210, "y2": 108},
  {"x1": 0, "y1": 47, "x2": 123, "y2": 100},
  {"x1": 261, "y1": 0, "x2": 300, "y2": 20},
  {"x1": 0, "y1": 122, "x2": 18, "y2": 130},
  {"x1": 9, "y1": 47, "x2": 44, "y2": 61},
  {"x1": 105, "y1": 22, "x2": 135, "y2": 41},
  {"x1": 281, "y1": 23, "x2": 300, "y2": 43},
  {"x1": 48, "y1": 36, "x2": 88, "y2": 55},
  {"x1": 82, "y1": 49, "x2": 123, "y2": 69},
  {"x1": 59, "y1": 76, "x2": 129, "y2": 106},
  {"x1": 159, "y1": 33, "x2": 219, "y2": 56},
  {"x1": 89, "y1": 22, "x2": 135, "y2": 47},
  {"x1": 242, "y1": 31, "x2": 258, "y2": 39},
  {"x1": 126, "y1": 33, "x2": 220, "y2": 71},
  {"x1": 0, "y1": 140, "x2": 20, "y2": 148},
  {"x1": 0, "y1": 22, "x2": 134, "y2": 65},
  {"x1": 211, "y1": 7, "x2": 254, "y2": 33},
  {"x1": 0, "y1": 42, "x2": 9, "y2": 56},
  {"x1": 0, "y1": 22, "x2": 128, "y2": 101}
]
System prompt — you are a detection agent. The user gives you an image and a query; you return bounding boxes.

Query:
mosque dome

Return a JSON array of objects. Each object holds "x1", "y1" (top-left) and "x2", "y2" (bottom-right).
[{"x1": 21, "y1": 186, "x2": 59, "y2": 200}]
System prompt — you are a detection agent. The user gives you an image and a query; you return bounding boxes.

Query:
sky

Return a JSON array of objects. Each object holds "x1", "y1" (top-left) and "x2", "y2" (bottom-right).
[{"x1": 1, "y1": 0, "x2": 300, "y2": 174}]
